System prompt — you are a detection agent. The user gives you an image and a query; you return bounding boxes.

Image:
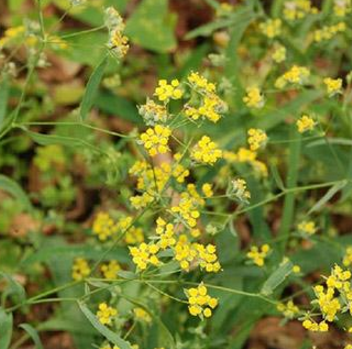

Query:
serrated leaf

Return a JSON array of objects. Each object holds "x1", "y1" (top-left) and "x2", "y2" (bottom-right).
[
  {"x1": 80, "y1": 55, "x2": 108, "y2": 121},
  {"x1": 0, "y1": 175, "x2": 33, "y2": 212},
  {"x1": 0, "y1": 307, "x2": 13, "y2": 349},
  {"x1": 78, "y1": 302, "x2": 132, "y2": 349},
  {"x1": 125, "y1": 0, "x2": 177, "y2": 53},
  {"x1": 308, "y1": 180, "x2": 348, "y2": 214},
  {"x1": 19, "y1": 324, "x2": 44, "y2": 349},
  {"x1": 261, "y1": 259, "x2": 293, "y2": 296}
]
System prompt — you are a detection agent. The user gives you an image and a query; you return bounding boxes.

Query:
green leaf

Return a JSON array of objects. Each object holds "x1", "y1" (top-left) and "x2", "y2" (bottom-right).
[
  {"x1": 261, "y1": 259, "x2": 293, "y2": 296},
  {"x1": 0, "y1": 272, "x2": 26, "y2": 305},
  {"x1": 78, "y1": 302, "x2": 132, "y2": 349},
  {"x1": 19, "y1": 324, "x2": 43, "y2": 349},
  {"x1": 80, "y1": 55, "x2": 108, "y2": 121},
  {"x1": 125, "y1": 0, "x2": 177, "y2": 53},
  {"x1": 0, "y1": 77, "x2": 9, "y2": 129},
  {"x1": 186, "y1": 8, "x2": 254, "y2": 39},
  {"x1": 308, "y1": 180, "x2": 348, "y2": 215},
  {"x1": 0, "y1": 307, "x2": 13, "y2": 349},
  {"x1": 21, "y1": 244, "x2": 130, "y2": 265},
  {"x1": 0, "y1": 175, "x2": 33, "y2": 212},
  {"x1": 95, "y1": 91, "x2": 142, "y2": 124}
]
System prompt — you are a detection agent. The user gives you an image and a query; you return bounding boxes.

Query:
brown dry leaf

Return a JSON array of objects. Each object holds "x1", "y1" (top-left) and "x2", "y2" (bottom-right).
[
  {"x1": 10, "y1": 213, "x2": 39, "y2": 238},
  {"x1": 39, "y1": 53, "x2": 81, "y2": 83},
  {"x1": 247, "y1": 317, "x2": 305, "y2": 349}
]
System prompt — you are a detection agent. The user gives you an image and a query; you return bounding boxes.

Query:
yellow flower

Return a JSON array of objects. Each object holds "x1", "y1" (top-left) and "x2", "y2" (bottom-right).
[
  {"x1": 247, "y1": 128, "x2": 268, "y2": 151},
  {"x1": 323, "y1": 77, "x2": 343, "y2": 96},
  {"x1": 138, "y1": 99, "x2": 168, "y2": 126},
  {"x1": 296, "y1": 115, "x2": 315, "y2": 133},
  {"x1": 333, "y1": 0, "x2": 351, "y2": 16},
  {"x1": 154, "y1": 79, "x2": 183, "y2": 102},
  {"x1": 283, "y1": 0, "x2": 318, "y2": 20},
  {"x1": 129, "y1": 242, "x2": 160, "y2": 270},
  {"x1": 231, "y1": 178, "x2": 251, "y2": 203},
  {"x1": 247, "y1": 244, "x2": 270, "y2": 267},
  {"x1": 277, "y1": 300, "x2": 300, "y2": 318},
  {"x1": 275, "y1": 65, "x2": 310, "y2": 89},
  {"x1": 96, "y1": 302, "x2": 118, "y2": 326},
  {"x1": 186, "y1": 283, "x2": 218, "y2": 318},
  {"x1": 302, "y1": 319, "x2": 329, "y2": 332},
  {"x1": 272, "y1": 44, "x2": 286, "y2": 63},
  {"x1": 187, "y1": 72, "x2": 216, "y2": 94},
  {"x1": 343, "y1": 246, "x2": 352, "y2": 267},
  {"x1": 293, "y1": 265, "x2": 301, "y2": 273},
  {"x1": 72, "y1": 258, "x2": 91, "y2": 280},
  {"x1": 140, "y1": 125, "x2": 171, "y2": 156},
  {"x1": 92, "y1": 212, "x2": 117, "y2": 241},
  {"x1": 259, "y1": 19, "x2": 282, "y2": 38},
  {"x1": 191, "y1": 136, "x2": 222, "y2": 165},
  {"x1": 298, "y1": 220, "x2": 317, "y2": 235},
  {"x1": 314, "y1": 22, "x2": 346, "y2": 42},
  {"x1": 202, "y1": 183, "x2": 213, "y2": 197},
  {"x1": 101, "y1": 260, "x2": 121, "y2": 279},
  {"x1": 243, "y1": 87, "x2": 264, "y2": 109},
  {"x1": 155, "y1": 217, "x2": 176, "y2": 249},
  {"x1": 134, "y1": 307, "x2": 152, "y2": 323}
]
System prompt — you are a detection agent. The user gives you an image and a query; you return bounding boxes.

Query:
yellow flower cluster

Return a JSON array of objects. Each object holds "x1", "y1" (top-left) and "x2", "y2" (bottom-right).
[
  {"x1": 171, "y1": 192, "x2": 201, "y2": 228},
  {"x1": 277, "y1": 300, "x2": 300, "y2": 319},
  {"x1": 72, "y1": 258, "x2": 91, "y2": 280},
  {"x1": 105, "y1": 7, "x2": 129, "y2": 59},
  {"x1": 231, "y1": 178, "x2": 251, "y2": 203},
  {"x1": 96, "y1": 302, "x2": 118, "y2": 326},
  {"x1": 333, "y1": 0, "x2": 351, "y2": 17},
  {"x1": 314, "y1": 22, "x2": 346, "y2": 42},
  {"x1": 174, "y1": 235, "x2": 221, "y2": 273},
  {"x1": 302, "y1": 265, "x2": 352, "y2": 332},
  {"x1": 138, "y1": 99, "x2": 168, "y2": 126},
  {"x1": 247, "y1": 128, "x2": 268, "y2": 151},
  {"x1": 129, "y1": 242, "x2": 160, "y2": 270},
  {"x1": 302, "y1": 319, "x2": 329, "y2": 332},
  {"x1": 187, "y1": 72, "x2": 216, "y2": 93},
  {"x1": 223, "y1": 148, "x2": 268, "y2": 177},
  {"x1": 275, "y1": 65, "x2": 310, "y2": 89},
  {"x1": 243, "y1": 87, "x2": 264, "y2": 109},
  {"x1": 155, "y1": 217, "x2": 176, "y2": 249},
  {"x1": 296, "y1": 115, "x2": 315, "y2": 133},
  {"x1": 283, "y1": 0, "x2": 318, "y2": 21},
  {"x1": 134, "y1": 307, "x2": 152, "y2": 323},
  {"x1": 247, "y1": 244, "x2": 270, "y2": 267},
  {"x1": 92, "y1": 212, "x2": 118, "y2": 241},
  {"x1": 272, "y1": 44, "x2": 286, "y2": 63},
  {"x1": 259, "y1": 19, "x2": 282, "y2": 38},
  {"x1": 154, "y1": 79, "x2": 183, "y2": 102},
  {"x1": 185, "y1": 72, "x2": 227, "y2": 123},
  {"x1": 298, "y1": 220, "x2": 317, "y2": 235},
  {"x1": 118, "y1": 216, "x2": 144, "y2": 245},
  {"x1": 186, "y1": 283, "x2": 218, "y2": 318},
  {"x1": 343, "y1": 246, "x2": 352, "y2": 267},
  {"x1": 0, "y1": 25, "x2": 25, "y2": 48},
  {"x1": 129, "y1": 159, "x2": 189, "y2": 209},
  {"x1": 140, "y1": 125, "x2": 171, "y2": 156},
  {"x1": 101, "y1": 260, "x2": 121, "y2": 279},
  {"x1": 186, "y1": 95, "x2": 226, "y2": 123},
  {"x1": 191, "y1": 136, "x2": 222, "y2": 165},
  {"x1": 323, "y1": 77, "x2": 343, "y2": 96}
]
